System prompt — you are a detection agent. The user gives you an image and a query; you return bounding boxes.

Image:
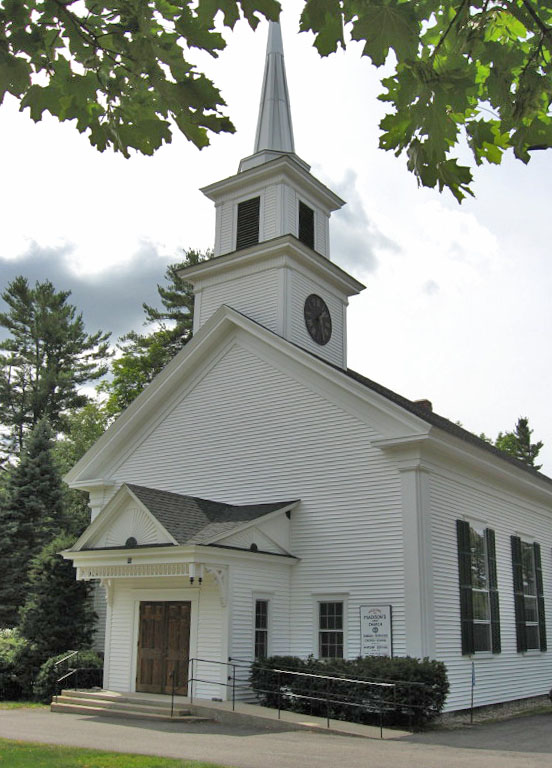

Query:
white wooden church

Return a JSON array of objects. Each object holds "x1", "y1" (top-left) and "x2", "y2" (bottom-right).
[{"x1": 64, "y1": 21, "x2": 551, "y2": 713}]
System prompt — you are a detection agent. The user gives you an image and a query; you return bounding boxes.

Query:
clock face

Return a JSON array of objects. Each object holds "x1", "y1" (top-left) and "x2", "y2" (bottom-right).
[{"x1": 304, "y1": 294, "x2": 332, "y2": 346}]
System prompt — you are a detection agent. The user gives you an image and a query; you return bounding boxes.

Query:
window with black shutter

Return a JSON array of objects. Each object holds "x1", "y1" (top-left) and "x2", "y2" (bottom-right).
[
  {"x1": 511, "y1": 536, "x2": 546, "y2": 651},
  {"x1": 457, "y1": 520, "x2": 501, "y2": 654},
  {"x1": 298, "y1": 201, "x2": 314, "y2": 250},
  {"x1": 236, "y1": 196, "x2": 260, "y2": 250}
]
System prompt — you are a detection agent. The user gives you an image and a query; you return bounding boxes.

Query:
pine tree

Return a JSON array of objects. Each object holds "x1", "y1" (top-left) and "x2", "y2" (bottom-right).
[
  {"x1": 495, "y1": 417, "x2": 543, "y2": 470},
  {"x1": 102, "y1": 249, "x2": 210, "y2": 416},
  {"x1": 18, "y1": 532, "x2": 96, "y2": 659},
  {"x1": 0, "y1": 420, "x2": 64, "y2": 627},
  {"x1": 0, "y1": 276, "x2": 111, "y2": 458}
]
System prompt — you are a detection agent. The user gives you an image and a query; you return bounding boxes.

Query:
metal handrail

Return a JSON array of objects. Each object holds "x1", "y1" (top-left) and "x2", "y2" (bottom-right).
[
  {"x1": 179, "y1": 656, "x2": 431, "y2": 736},
  {"x1": 54, "y1": 650, "x2": 78, "y2": 668}
]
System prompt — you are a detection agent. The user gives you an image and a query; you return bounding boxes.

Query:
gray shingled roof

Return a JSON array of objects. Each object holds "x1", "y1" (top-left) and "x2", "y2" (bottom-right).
[{"x1": 126, "y1": 484, "x2": 297, "y2": 546}]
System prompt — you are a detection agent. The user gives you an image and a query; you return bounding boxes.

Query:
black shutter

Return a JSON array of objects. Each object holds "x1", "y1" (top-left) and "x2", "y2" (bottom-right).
[
  {"x1": 485, "y1": 528, "x2": 501, "y2": 654},
  {"x1": 534, "y1": 542, "x2": 547, "y2": 651},
  {"x1": 298, "y1": 201, "x2": 315, "y2": 250},
  {"x1": 236, "y1": 196, "x2": 260, "y2": 250},
  {"x1": 457, "y1": 519, "x2": 474, "y2": 655},
  {"x1": 511, "y1": 536, "x2": 527, "y2": 652}
]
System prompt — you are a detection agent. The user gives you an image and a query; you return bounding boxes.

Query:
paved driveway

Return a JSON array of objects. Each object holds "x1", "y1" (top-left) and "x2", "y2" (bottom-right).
[{"x1": 0, "y1": 709, "x2": 550, "y2": 768}]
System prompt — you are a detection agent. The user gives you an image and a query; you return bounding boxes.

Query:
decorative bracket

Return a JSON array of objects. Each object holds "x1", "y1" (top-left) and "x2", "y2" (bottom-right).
[
  {"x1": 205, "y1": 565, "x2": 227, "y2": 606},
  {"x1": 100, "y1": 578, "x2": 114, "y2": 607}
]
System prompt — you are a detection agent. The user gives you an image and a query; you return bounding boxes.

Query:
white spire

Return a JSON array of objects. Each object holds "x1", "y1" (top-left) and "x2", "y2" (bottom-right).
[{"x1": 254, "y1": 20, "x2": 295, "y2": 154}]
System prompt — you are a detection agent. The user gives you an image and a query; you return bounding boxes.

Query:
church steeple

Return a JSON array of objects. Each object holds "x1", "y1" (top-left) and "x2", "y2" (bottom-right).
[
  {"x1": 182, "y1": 18, "x2": 365, "y2": 370},
  {"x1": 254, "y1": 20, "x2": 295, "y2": 155}
]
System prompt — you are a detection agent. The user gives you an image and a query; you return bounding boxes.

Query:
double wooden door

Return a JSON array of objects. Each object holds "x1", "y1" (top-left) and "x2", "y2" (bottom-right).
[{"x1": 136, "y1": 601, "x2": 191, "y2": 695}]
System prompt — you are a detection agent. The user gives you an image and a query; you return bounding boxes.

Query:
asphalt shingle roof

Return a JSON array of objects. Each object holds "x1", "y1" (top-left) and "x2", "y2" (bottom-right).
[{"x1": 126, "y1": 483, "x2": 297, "y2": 546}]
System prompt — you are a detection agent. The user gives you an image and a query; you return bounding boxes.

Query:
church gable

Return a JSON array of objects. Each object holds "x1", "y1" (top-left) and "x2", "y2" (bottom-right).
[
  {"x1": 211, "y1": 525, "x2": 289, "y2": 556},
  {"x1": 76, "y1": 487, "x2": 176, "y2": 551}
]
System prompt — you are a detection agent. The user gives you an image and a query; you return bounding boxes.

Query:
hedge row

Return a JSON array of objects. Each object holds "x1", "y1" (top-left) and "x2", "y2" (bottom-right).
[
  {"x1": 0, "y1": 629, "x2": 103, "y2": 702},
  {"x1": 250, "y1": 655, "x2": 449, "y2": 727}
]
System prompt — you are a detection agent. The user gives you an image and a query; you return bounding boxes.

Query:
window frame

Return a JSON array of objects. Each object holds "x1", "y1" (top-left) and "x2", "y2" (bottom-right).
[
  {"x1": 456, "y1": 519, "x2": 501, "y2": 655},
  {"x1": 235, "y1": 194, "x2": 261, "y2": 251},
  {"x1": 313, "y1": 594, "x2": 348, "y2": 660},
  {"x1": 511, "y1": 536, "x2": 547, "y2": 653},
  {"x1": 252, "y1": 594, "x2": 271, "y2": 660},
  {"x1": 298, "y1": 200, "x2": 315, "y2": 250}
]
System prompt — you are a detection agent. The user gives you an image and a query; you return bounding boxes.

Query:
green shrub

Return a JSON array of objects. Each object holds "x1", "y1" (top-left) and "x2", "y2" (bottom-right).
[
  {"x1": 0, "y1": 629, "x2": 29, "y2": 700},
  {"x1": 250, "y1": 655, "x2": 449, "y2": 727},
  {"x1": 34, "y1": 650, "x2": 103, "y2": 703}
]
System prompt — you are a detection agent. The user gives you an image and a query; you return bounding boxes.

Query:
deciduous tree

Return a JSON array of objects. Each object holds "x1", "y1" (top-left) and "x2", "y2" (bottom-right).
[
  {"x1": 2, "y1": 2, "x2": 551, "y2": 200},
  {"x1": 0, "y1": 0, "x2": 279, "y2": 155},
  {"x1": 54, "y1": 402, "x2": 110, "y2": 536}
]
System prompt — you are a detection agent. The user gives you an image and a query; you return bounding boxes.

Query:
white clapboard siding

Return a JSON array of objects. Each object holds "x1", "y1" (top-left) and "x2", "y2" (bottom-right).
[
  {"x1": 110, "y1": 343, "x2": 404, "y2": 663},
  {"x1": 217, "y1": 201, "x2": 234, "y2": 256},
  {"x1": 198, "y1": 267, "x2": 281, "y2": 332},
  {"x1": 194, "y1": 578, "x2": 226, "y2": 700},
  {"x1": 430, "y1": 470, "x2": 552, "y2": 711},
  {"x1": 289, "y1": 269, "x2": 344, "y2": 367},
  {"x1": 314, "y1": 210, "x2": 328, "y2": 257},
  {"x1": 284, "y1": 184, "x2": 297, "y2": 241},
  {"x1": 228, "y1": 559, "x2": 291, "y2": 700},
  {"x1": 106, "y1": 583, "x2": 135, "y2": 692},
  {"x1": 262, "y1": 184, "x2": 278, "y2": 241}
]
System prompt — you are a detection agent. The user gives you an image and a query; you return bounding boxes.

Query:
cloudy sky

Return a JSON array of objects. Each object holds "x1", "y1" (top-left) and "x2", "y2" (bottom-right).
[{"x1": 1, "y1": 1, "x2": 551, "y2": 473}]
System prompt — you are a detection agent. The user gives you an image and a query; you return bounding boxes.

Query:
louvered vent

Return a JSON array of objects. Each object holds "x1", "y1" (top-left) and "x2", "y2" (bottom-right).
[
  {"x1": 298, "y1": 201, "x2": 315, "y2": 250},
  {"x1": 236, "y1": 196, "x2": 260, "y2": 250}
]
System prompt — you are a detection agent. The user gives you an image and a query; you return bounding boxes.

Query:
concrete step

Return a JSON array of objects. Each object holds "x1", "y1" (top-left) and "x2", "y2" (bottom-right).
[
  {"x1": 50, "y1": 701, "x2": 209, "y2": 722},
  {"x1": 54, "y1": 694, "x2": 192, "y2": 717},
  {"x1": 59, "y1": 689, "x2": 187, "y2": 710}
]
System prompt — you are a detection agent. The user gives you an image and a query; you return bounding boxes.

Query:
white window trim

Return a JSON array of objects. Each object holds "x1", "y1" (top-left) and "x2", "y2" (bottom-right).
[
  {"x1": 233, "y1": 191, "x2": 264, "y2": 250},
  {"x1": 519, "y1": 539, "x2": 541, "y2": 651},
  {"x1": 312, "y1": 593, "x2": 349, "y2": 660},
  {"x1": 252, "y1": 592, "x2": 273, "y2": 660}
]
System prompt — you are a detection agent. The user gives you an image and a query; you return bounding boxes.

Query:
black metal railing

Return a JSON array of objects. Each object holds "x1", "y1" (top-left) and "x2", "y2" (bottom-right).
[
  {"x1": 54, "y1": 651, "x2": 103, "y2": 702},
  {"x1": 173, "y1": 657, "x2": 432, "y2": 736},
  {"x1": 53, "y1": 653, "x2": 433, "y2": 735}
]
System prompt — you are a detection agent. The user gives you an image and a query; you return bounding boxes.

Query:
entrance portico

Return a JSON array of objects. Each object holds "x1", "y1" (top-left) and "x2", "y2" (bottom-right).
[{"x1": 63, "y1": 483, "x2": 298, "y2": 700}]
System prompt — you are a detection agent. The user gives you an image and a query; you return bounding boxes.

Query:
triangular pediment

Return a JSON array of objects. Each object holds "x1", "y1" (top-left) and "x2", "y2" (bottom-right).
[
  {"x1": 73, "y1": 486, "x2": 176, "y2": 551},
  {"x1": 65, "y1": 305, "x2": 431, "y2": 491},
  {"x1": 212, "y1": 525, "x2": 288, "y2": 556}
]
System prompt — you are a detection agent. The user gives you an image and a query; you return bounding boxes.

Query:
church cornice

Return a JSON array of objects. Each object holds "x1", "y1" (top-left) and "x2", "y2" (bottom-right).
[
  {"x1": 179, "y1": 234, "x2": 365, "y2": 297},
  {"x1": 201, "y1": 154, "x2": 345, "y2": 213}
]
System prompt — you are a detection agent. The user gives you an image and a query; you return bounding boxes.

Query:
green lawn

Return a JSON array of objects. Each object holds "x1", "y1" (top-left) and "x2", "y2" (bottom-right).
[
  {"x1": 0, "y1": 701, "x2": 48, "y2": 709},
  {"x1": 0, "y1": 739, "x2": 228, "y2": 767}
]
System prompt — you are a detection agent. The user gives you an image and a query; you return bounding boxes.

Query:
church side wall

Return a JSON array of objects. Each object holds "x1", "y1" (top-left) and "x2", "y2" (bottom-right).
[
  {"x1": 429, "y1": 469, "x2": 552, "y2": 711},
  {"x1": 109, "y1": 343, "x2": 405, "y2": 668}
]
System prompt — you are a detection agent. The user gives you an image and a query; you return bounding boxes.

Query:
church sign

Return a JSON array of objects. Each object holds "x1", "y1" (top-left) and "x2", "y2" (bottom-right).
[{"x1": 360, "y1": 605, "x2": 393, "y2": 657}]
